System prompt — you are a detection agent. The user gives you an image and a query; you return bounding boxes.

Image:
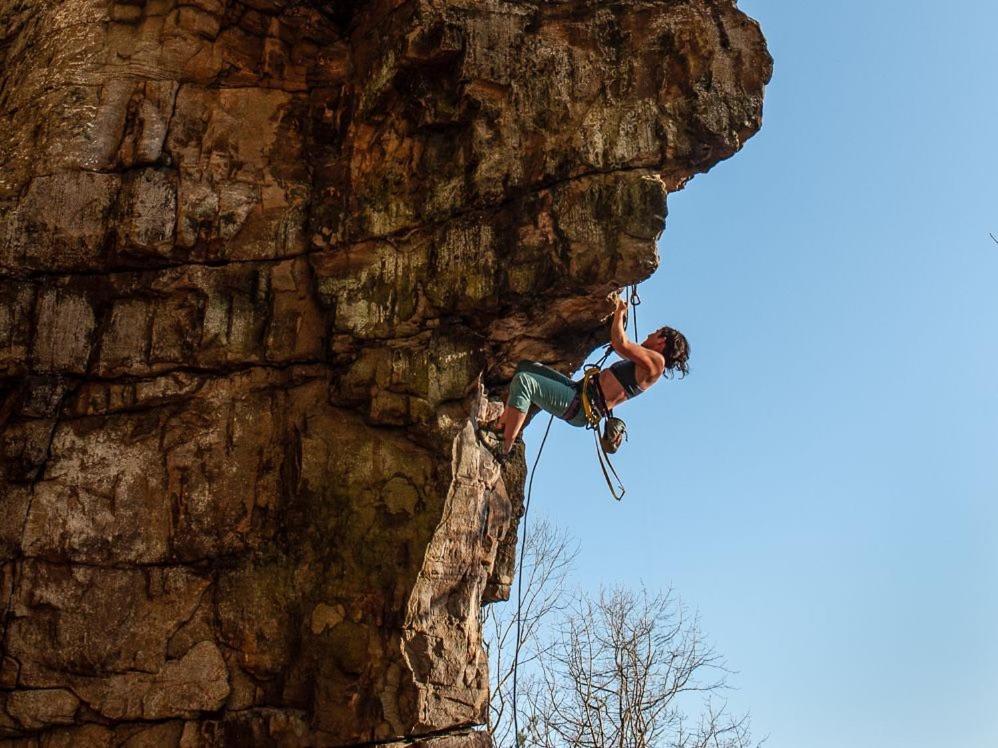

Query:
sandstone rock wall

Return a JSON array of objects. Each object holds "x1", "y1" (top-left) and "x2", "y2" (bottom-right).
[{"x1": 0, "y1": 0, "x2": 769, "y2": 744}]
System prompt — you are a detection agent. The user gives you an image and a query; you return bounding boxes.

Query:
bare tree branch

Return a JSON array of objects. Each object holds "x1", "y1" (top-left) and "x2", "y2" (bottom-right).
[{"x1": 483, "y1": 523, "x2": 757, "y2": 748}]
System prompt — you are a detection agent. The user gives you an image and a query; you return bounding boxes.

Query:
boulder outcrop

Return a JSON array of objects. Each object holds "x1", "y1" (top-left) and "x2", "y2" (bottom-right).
[{"x1": 0, "y1": 0, "x2": 769, "y2": 744}]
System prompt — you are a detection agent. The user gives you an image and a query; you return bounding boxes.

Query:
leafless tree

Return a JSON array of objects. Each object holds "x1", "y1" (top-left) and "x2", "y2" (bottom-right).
[
  {"x1": 483, "y1": 535, "x2": 757, "y2": 748},
  {"x1": 520, "y1": 587, "x2": 754, "y2": 748},
  {"x1": 482, "y1": 518, "x2": 579, "y2": 747}
]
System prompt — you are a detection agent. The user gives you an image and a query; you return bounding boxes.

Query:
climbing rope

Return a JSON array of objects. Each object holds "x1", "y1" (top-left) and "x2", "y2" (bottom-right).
[
  {"x1": 511, "y1": 412, "x2": 554, "y2": 744},
  {"x1": 509, "y1": 284, "x2": 641, "y2": 736},
  {"x1": 579, "y1": 366, "x2": 627, "y2": 501}
]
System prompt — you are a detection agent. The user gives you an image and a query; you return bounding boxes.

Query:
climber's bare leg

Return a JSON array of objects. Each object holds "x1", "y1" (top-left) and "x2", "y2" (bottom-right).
[{"x1": 501, "y1": 406, "x2": 528, "y2": 453}]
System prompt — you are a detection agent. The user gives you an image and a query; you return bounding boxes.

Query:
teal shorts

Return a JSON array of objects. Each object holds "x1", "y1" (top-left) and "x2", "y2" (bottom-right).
[{"x1": 507, "y1": 361, "x2": 589, "y2": 427}]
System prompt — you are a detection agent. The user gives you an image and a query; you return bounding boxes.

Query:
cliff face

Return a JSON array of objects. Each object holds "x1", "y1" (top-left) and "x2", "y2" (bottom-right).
[{"x1": 0, "y1": 0, "x2": 769, "y2": 745}]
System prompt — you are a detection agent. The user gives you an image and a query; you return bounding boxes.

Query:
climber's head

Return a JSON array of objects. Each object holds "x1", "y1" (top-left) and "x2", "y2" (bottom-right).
[{"x1": 643, "y1": 326, "x2": 690, "y2": 378}]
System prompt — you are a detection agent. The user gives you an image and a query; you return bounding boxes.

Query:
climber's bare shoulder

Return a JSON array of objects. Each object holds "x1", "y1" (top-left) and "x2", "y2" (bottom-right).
[{"x1": 622, "y1": 343, "x2": 666, "y2": 387}]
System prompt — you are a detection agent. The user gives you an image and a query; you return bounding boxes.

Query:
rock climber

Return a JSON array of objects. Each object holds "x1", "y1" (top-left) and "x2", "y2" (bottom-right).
[{"x1": 486, "y1": 293, "x2": 690, "y2": 456}]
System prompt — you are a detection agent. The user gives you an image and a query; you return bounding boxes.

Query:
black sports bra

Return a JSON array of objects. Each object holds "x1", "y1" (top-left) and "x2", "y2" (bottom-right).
[{"x1": 608, "y1": 359, "x2": 645, "y2": 399}]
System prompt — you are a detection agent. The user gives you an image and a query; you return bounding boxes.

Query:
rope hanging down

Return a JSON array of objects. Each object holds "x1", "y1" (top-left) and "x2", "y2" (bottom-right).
[
  {"x1": 579, "y1": 366, "x2": 626, "y2": 501},
  {"x1": 511, "y1": 413, "x2": 554, "y2": 744},
  {"x1": 509, "y1": 284, "x2": 641, "y2": 735}
]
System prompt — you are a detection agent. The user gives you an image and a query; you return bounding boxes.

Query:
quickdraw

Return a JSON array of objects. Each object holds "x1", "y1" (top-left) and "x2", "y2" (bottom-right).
[{"x1": 628, "y1": 283, "x2": 641, "y2": 341}]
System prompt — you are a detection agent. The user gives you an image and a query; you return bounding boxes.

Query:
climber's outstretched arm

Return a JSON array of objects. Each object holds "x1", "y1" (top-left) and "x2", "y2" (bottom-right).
[{"x1": 609, "y1": 295, "x2": 663, "y2": 378}]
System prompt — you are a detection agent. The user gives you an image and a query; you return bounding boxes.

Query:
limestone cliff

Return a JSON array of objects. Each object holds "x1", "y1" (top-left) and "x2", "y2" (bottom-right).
[{"x1": 0, "y1": 0, "x2": 770, "y2": 745}]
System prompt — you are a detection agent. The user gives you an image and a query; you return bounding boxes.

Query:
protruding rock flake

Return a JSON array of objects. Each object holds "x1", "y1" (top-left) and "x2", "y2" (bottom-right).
[{"x1": 0, "y1": 0, "x2": 769, "y2": 743}]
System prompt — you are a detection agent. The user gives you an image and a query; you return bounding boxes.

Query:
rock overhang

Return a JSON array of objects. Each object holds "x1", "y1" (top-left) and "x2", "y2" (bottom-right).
[{"x1": 0, "y1": 0, "x2": 769, "y2": 744}]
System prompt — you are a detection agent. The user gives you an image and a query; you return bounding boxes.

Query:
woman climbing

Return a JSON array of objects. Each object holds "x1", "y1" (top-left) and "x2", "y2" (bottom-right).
[{"x1": 488, "y1": 294, "x2": 690, "y2": 456}]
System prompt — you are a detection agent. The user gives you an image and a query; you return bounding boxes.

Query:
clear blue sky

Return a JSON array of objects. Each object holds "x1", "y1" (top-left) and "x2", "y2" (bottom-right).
[{"x1": 525, "y1": 1, "x2": 998, "y2": 746}]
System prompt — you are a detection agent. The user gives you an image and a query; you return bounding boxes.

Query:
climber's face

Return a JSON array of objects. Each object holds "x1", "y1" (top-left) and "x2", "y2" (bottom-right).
[{"x1": 641, "y1": 330, "x2": 667, "y2": 354}]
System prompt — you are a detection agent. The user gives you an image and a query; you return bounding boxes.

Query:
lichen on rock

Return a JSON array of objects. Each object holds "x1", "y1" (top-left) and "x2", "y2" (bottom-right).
[{"x1": 0, "y1": 0, "x2": 770, "y2": 744}]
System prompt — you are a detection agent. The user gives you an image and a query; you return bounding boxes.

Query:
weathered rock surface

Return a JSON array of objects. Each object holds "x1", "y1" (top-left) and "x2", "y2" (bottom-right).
[{"x1": 0, "y1": 0, "x2": 769, "y2": 744}]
